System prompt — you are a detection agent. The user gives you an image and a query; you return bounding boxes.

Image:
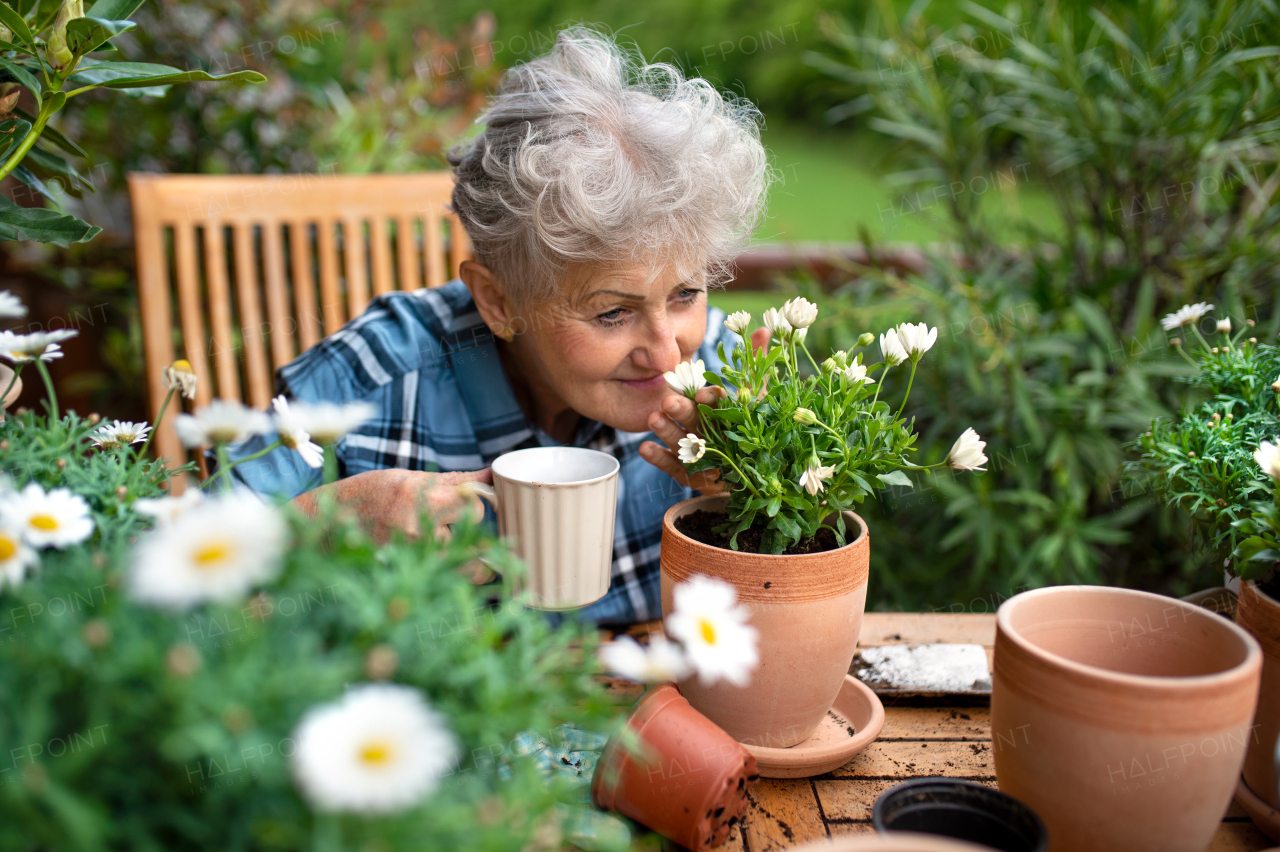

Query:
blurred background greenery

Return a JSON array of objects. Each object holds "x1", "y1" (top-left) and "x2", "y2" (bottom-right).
[{"x1": 8, "y1": 0, "x2": 1280, "y2": 610}]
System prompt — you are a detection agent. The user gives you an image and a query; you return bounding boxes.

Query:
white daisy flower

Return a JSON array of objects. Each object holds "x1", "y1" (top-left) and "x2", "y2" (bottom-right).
[
  {"x1": 1256, "y1": 441, "x2": 1280, "y2": 481},
  {"x1": 895, "y1": 322, "x2": 938, "y2": 360},
  {"x1": 1160, "y1": 302, "x2": 1214, "y2": 331},
  {"x1": 724, "y1": 311, "x2": 751, "y2": 336},
  {"x1": 598, "y1": 634, "x2": 692, "y2": 683},
  {"x1": 271, "y1": 396, "x2": 324, "y2": 468},
  {"x1": 782, "y1": 297, "x2": 818, "y2": 330},
  {"x1": 271, "y1": 400, "x2": 376, "y2": 445},
  {"x1": 761, "y1": 308, "x2": 792, "y2": 342},
  {"x1": 666, "y1": 574, "x2": 759, "y2": 688},
  {"x1": 131, "y1": 489, "x2": 205, "y2": 526},
  {"x1": 0, "y1": 482, "x2": 94, "y2": 549},
  {"x1": 841, "y1": 362, "x2": 874, "y2": 385},
  {"x1": 947, "y1": 428, "x2": 988, "y2": 471},
  {"x1": 798, "y1": 464, "x2": 836, "y2": 496},
  {"x1": 90, "y1": 420, "x2": 151, "y2": 450},
  {"x1": 0, "y1": 522, "x2": 38, "y2": 587},
  {"x1": 880, "y1": 329, "x2": 908, "y2": 367},
  {"x1": 174, "y1": 399, "x2": 272, "y2": 447},
  {"x1": 677, "y1": 433, "x2": 706, "y2": 464},
  {"x1": 0, "y1": 290, "x2": 26, "y2": 319},
  {"x1": 291, "y1": 683, "x2": 457, "y2": 814},
  {"x1": 663, "y1": 359, "x2": 707, "y2": 398},
  {"x1": 128, "y1": 491, "x2": 286, "y2": 609},
  {"x1": 0, "y1": 329, "x2": 77, "y2": 363},
  {"x1": 162, "y1": 360, "x2": 199, "y2": 401}
]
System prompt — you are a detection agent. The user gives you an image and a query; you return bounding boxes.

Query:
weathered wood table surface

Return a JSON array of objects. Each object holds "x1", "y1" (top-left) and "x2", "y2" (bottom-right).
[{"x1": 612, "y1": 612, "x2": 1272, "y2": 852}]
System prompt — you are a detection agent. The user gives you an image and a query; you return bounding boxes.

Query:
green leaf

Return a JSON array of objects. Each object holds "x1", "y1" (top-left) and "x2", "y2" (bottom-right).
[
  {"x1": 0, "y1": 37, "x2": 34, "y2": 55},
  {"x1": 0, "y1": 2, "x2": 35, "y2": 53},
  {"x1": 81, "y1": 67, "x2": 267, "y2": 91},
  {"x1": 12, "y1": 163, "x2": 56, "y2": 203},
  {"x1": 877, "y1": 470, "x2": 914, "y2": 488},
  {"x1": 66, "y1": 17, "x2": 136, "y2": 56},
  {"x1": 0, "y1": 195, "x2": 100, "y2": 245},
  {"x1": 0, "y1": 56, "x2": 41, "y2": 98},
  {"x1": 84, "y1": 0, "x2": 148, "y2": 18}
]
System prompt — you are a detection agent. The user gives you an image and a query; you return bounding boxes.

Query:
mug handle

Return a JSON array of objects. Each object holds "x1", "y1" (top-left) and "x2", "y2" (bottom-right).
[{"x1": 456, "y1": 480, "x2": 498, "y2": 514}]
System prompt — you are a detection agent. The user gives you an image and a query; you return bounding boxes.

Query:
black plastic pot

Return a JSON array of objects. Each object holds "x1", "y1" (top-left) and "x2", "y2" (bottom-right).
[{"x1": 873, "y1": 778, "x2": 1048, "y2": 852}]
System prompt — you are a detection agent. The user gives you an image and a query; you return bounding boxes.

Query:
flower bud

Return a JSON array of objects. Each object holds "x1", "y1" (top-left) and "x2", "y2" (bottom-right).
[
  {"x1": 793, "y1": 407, "x2": 818, "y2": 425},
  {"x1": 46, "y1": 0, "x2": 84, "y2": 73},
  {"x1": 1217, "y1": 318, "x2": 1232, "y2": 334},
  {"x1": 857, "y1": 332, "x2": 875, "y2": 348}
]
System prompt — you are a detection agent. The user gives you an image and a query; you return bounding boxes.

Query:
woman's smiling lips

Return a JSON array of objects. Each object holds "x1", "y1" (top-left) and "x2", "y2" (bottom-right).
[{"x1": 619, "y1": 374, "x2": 667, "y2": 391}]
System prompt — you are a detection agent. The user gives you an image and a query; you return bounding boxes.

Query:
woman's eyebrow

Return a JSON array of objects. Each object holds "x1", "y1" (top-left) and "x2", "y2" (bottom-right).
[{"x1": 582, "y1": 288, "x2": 647, "y2": 301}]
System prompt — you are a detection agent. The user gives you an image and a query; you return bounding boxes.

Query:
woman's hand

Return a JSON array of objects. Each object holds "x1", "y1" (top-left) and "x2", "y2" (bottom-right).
[
  {"x1": 291, "y1": 467, "x2": 492, "y2": 545},
  {"x1": 640, "y1": 327, "x2": 770, "y2": 495}
]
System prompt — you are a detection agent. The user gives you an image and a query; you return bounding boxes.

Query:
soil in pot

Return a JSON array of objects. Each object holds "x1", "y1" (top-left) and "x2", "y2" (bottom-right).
[{"x1": 674, "y1": 509, "x2": 840, "y2": 555}]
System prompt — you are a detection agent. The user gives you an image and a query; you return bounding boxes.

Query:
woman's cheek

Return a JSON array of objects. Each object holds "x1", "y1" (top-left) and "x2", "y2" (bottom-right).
[{"x1": 555, "y1": 324, "x2": 631, "y2": 382}]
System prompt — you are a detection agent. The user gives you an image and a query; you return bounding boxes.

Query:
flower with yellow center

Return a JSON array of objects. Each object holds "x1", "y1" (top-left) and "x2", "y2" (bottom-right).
[
  {"x1": 291, "y1": 683, "x2": 457, "y2": 813},
  {"x1": 598, "y1": 633, "x2": 692, "y2": 683},
  {"x1": 268, "y1": 399, "x2": 377, "y2": 445},
  {"x1": 174, "y1": 399, "x2": 272, "y2": 447},
  {"x1": 0, "y1": 329, "x2": 77, "y2": 363},
  {"x1": 91, "y1": 420, "x2": 151, "y2": 451},
  {"x1": 128, "y1": 491, "x2": 286, "y2": 609},
  {"x1": 162, "y1": 359, "x2": 199, "y2": 400},
  {"x1": 0, "y1": 482, "x2": 94, "y2": 549},
  {"x1": 271, "y1": 396, "x2": 324, "y2": 468},
  {"x1": 0, "y1": 522, "x2": 38, "y2": 587},
  {"x1": 666, "y1": 574, "x2": 759, "y2": 688}
]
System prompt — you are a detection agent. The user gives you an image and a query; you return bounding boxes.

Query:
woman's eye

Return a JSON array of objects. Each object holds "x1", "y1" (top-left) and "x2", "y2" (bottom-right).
[
  {"x1": 596, "y1": 308, "x2": 627, "y2": 327},
  {"x1": 675, "y1": 288, "x2": 703, "y2": 304}
]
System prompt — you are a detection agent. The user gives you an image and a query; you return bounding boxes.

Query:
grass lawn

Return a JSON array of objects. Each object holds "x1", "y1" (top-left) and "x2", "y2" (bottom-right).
[{"x1": 756, "y1": 121, "x2": 1061, "y2": 245}]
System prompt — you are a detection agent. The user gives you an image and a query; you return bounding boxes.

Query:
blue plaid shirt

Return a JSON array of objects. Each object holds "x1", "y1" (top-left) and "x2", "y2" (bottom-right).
[{"x1": 225, "y1": 280, "x2": 732, "y2": 626}]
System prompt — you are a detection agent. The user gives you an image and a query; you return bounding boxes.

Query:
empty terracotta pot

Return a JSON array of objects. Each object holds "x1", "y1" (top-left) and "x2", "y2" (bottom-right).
[
  {"x1": 992, "y1": 585, "x2": 1262, "y2": 852},
  {"x1": 660, "y1": 494, "x2": 869, "y2": 748},
  {"x1": 789, "y1": 834, "x2": 996, "y2": 851},
  {"x1": 591, "y1": 682, "x2": 757, "y2": 851},
  {"x1": 1237, "y1": 579, "x2": 1280, "y2": 839}
]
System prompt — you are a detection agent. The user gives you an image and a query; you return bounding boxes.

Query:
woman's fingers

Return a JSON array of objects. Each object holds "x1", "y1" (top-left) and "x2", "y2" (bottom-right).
[
  {"x1": 640, "y1": 441, "x2": 725, "y2": 495},
  {"x1": 751, "y1": 327, "x2": 770, "y2": 353},
  {"x1": 423, "y1": 468, "x2": 492, "y2": 525}
]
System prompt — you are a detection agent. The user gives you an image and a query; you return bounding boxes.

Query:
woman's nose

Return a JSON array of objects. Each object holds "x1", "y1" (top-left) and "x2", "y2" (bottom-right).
[{"x1": 636, "y1": 317, "x2": 682, "y2": 374}]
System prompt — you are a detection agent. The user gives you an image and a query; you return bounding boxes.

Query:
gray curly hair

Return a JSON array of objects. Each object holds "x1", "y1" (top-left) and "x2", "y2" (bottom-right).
[{"x1": 448, "y1": 27, "x2": 772, "y2": 305}]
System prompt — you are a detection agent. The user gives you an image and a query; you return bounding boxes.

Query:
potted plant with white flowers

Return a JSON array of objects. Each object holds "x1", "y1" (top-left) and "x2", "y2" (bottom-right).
[{"x1": 658, "y1": 297, "x2": 988, "y2": 748}]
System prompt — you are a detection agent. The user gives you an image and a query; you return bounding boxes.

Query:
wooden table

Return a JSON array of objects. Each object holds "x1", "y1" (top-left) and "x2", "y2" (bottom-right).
[{"x1": 613, "y1": 612, "x2": 1273, "y2": 851}]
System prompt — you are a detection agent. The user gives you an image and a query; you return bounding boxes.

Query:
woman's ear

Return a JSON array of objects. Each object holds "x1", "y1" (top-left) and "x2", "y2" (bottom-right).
[{"x1": 460, "y1": 261, "x2": 516, "y2": 340}]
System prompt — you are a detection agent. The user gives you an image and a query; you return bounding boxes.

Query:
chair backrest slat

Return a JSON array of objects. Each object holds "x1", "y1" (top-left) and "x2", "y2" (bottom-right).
[{"x1": 128, "y1": 172, "x2": 467, "y2": 484}]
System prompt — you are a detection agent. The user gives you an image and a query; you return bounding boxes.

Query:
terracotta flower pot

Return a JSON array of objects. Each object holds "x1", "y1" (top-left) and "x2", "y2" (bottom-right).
[
  {"x1": 1237, "y1": 580, "x2": 1280, "y2": 834},
  {"x1": 660, "y1": 493, "x2": 869, "y2": 748},
  {"x1": 991, "y1": 585, "x2": 1263, "y2": 852},
  {"x1": 591, "y1": 682, "x2": 757, "y2": 851}
]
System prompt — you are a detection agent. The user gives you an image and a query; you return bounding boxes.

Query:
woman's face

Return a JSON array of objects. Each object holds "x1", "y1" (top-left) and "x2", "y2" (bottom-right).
[{"x1": 484, "y1": 264, "x2": 708, "y2": 434}]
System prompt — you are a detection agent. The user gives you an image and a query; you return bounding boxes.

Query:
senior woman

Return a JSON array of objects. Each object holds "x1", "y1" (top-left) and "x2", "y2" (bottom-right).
[{"x1": 224, "y1": 28, "x2": 772, "y2": 625}]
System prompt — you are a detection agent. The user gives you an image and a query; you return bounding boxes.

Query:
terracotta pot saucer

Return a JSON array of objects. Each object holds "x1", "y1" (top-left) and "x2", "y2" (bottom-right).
[
  {"x1": 1236, "y1": 775, "x2": 1280, "y2": 842},
  {"x1": 741, "y1": 675, "x2": 884, "y2": 778}
]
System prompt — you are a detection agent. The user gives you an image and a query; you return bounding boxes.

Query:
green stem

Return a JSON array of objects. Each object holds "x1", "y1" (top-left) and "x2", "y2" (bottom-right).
[
  {"x1": 870, "y1": 364, "x2": 889, "y2": 410},
  {"x1": 33, "y1": 358, "x2": 57, "y2": 422},
  {"x1": 322, "y1": 444, "x2": 339, "y2": 485},
  {"x1": 798, "y1": 340, "x2": 823, "y2": 375},
  {"x1": 204, "y1": 439, "x2": 284, "y2": 492},
  {"x1": 0, "y1": 101, "x2": 53, "y2": 185},
  {"x1": 1190, "y1": 323, "x2": 1212, "y2": 354},
  {"x1": 1, "y1": 362, "x2": 23, "y2": 408},
  {"x1": 1173, "y1": 346, "x2": 1200, "y2": 368},
  {"x1": 705, "y1": 447, "x2": 762, "y2": 498},
  {"x1": 895, "y1": 360, "x2": 919, "y2": 421},
  {"x1": 138, "y1": 386, "x2": 175, "y2": 461}
]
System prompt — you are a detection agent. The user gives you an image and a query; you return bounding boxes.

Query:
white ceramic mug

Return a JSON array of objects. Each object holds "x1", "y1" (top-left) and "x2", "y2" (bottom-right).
[{"x1": 465, "y1": 447, "x2": 619, "y2": 611}]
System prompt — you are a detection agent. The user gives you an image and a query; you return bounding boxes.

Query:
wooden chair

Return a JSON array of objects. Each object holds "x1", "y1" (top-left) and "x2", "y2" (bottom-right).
[{"x1": 128, "y1": 172, "x2": 472, "y2": 479}]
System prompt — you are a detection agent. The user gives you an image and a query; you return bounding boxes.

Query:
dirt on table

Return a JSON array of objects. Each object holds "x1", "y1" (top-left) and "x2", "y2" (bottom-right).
[{"x1": 673, "y1": 510, "x2": 841, "y2": 555}]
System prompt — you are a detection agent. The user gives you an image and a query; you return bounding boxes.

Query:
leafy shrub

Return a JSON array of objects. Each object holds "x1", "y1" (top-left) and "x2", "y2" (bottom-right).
[
  {"x1": 791, "y1": 0, "x2": 1280, "y2": 607},
  {"x1": 0, "y1": 393, "x2": 617, "y2": 850}
]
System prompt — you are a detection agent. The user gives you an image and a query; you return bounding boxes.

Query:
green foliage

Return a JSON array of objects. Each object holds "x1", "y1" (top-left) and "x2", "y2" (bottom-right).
[
  {"x1": 1234, "y1": 486, "x2": 1280, "y2": 583},
  {"x1": 794, "y1": 0, "x2": 1280, "y2": 607},
  {"x1": 0, "y1": 407, "x2": 617, "y2": 850},
  {"x1": 0, "y1": 0, "x2": 265, "y2": 244},
  {"x1": 1127, "y1": 335, "x2": 1280, "y2": 575},
  {"x1": 687, "y1": 318, "x2": 935, "y2": 553}
]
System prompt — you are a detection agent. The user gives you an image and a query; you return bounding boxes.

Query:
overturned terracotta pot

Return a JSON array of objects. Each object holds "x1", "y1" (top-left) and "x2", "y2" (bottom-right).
[
  {"x1": 660, "y1": 494, "x2": 869, "y2": 748},
  {"x1": 1237, "y1": 579, "x2": 1280, "y2": 839},
  {"x1": 591, "y1": 682, "x2": 757, "y2": 851},
  {"x1": 992, "y1": 585, "x2": 1262, "y2": 852},
  {"x1": 790, "y1": 834, "x2": 996, "y2": 851}
]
